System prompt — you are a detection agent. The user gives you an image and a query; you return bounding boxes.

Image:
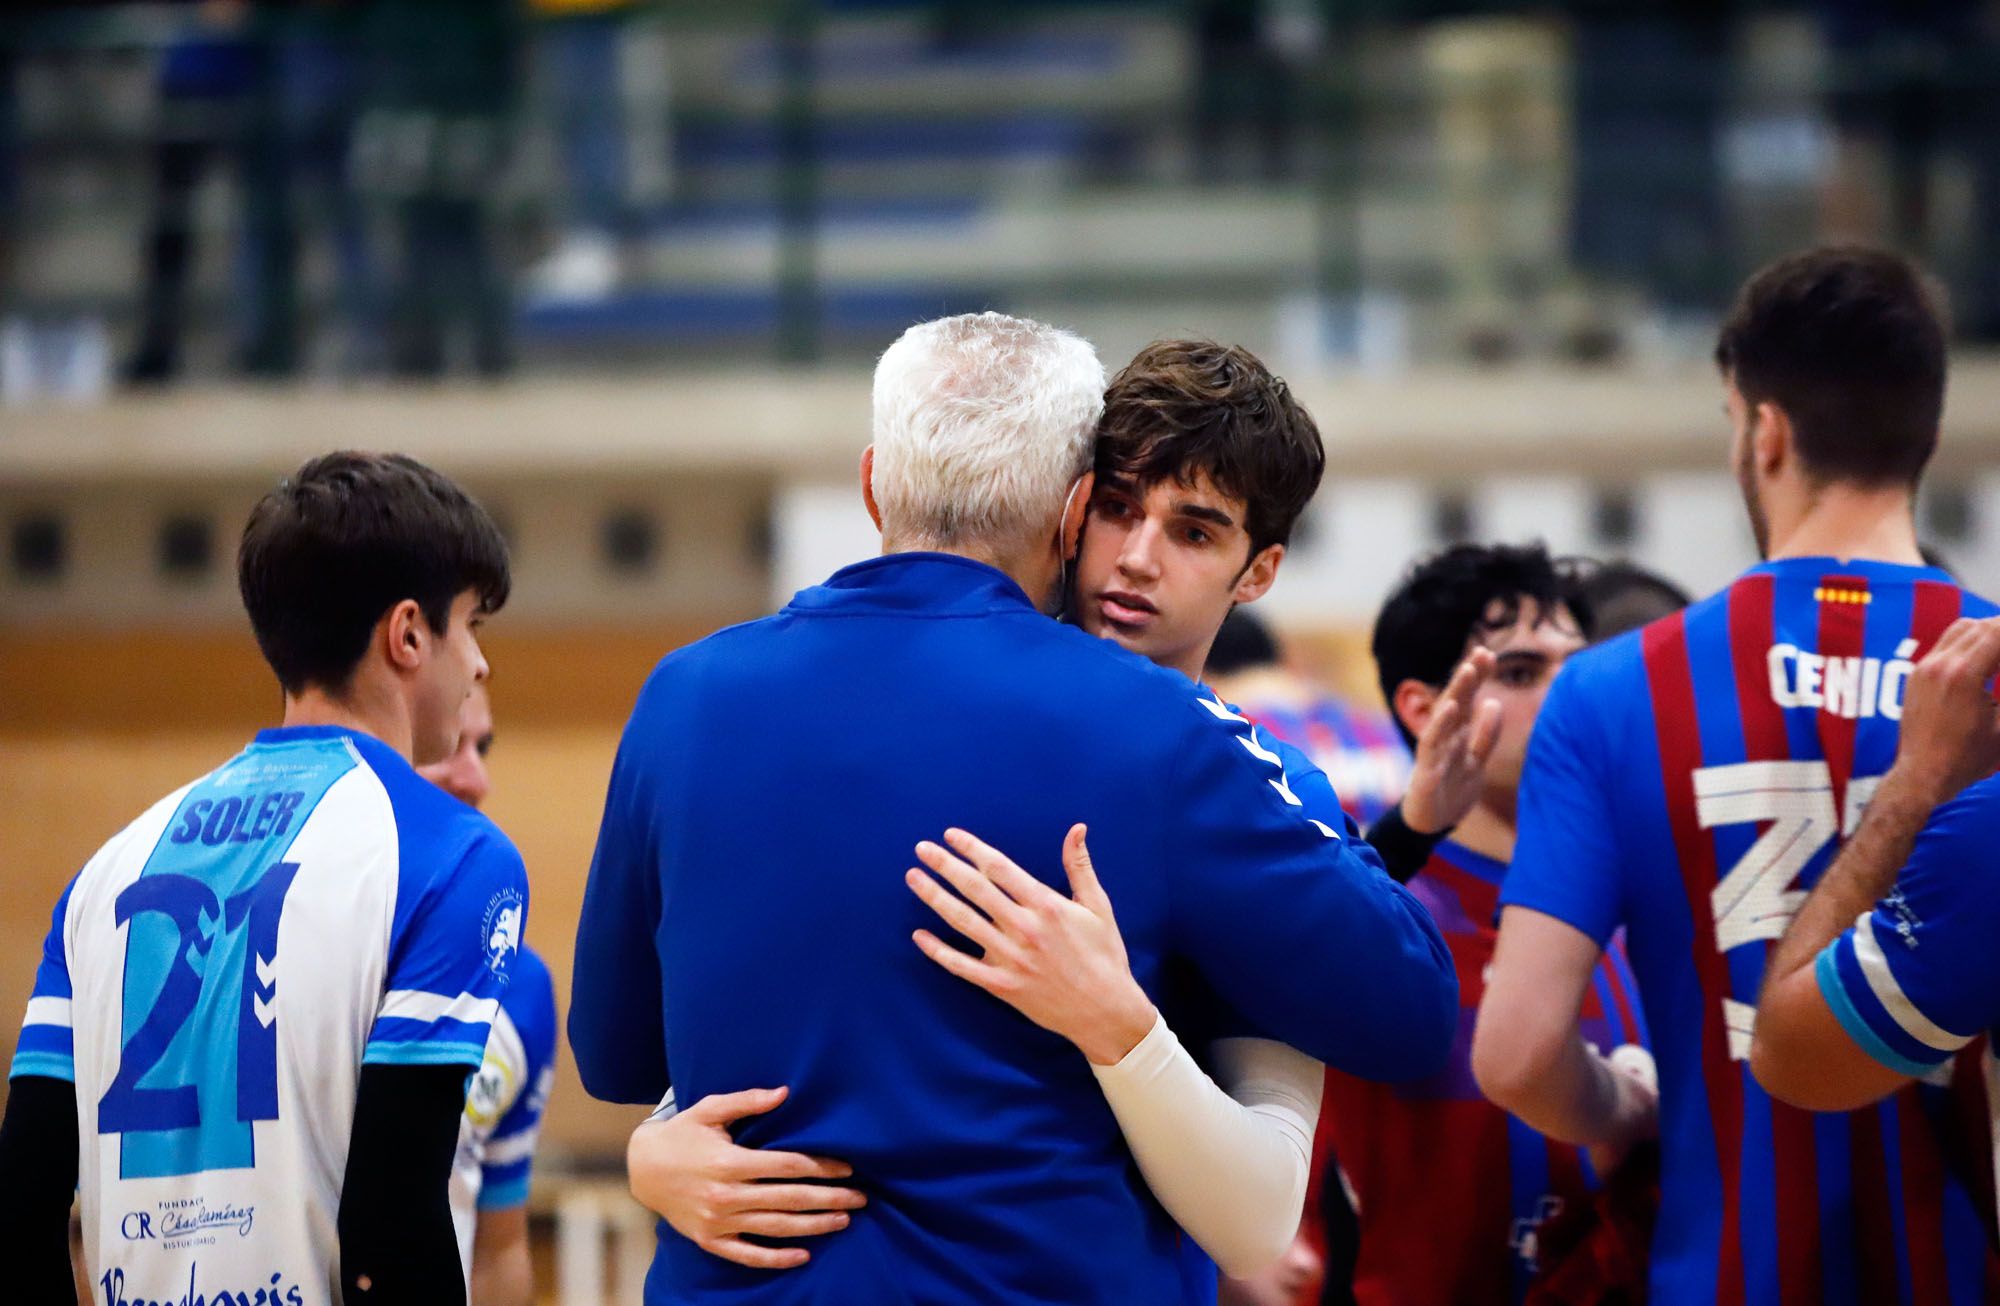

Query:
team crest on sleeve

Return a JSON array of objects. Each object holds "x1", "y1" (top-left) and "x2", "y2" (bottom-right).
[{"x1": 481, "y1": 890, "x2": 524, "y2": 974}]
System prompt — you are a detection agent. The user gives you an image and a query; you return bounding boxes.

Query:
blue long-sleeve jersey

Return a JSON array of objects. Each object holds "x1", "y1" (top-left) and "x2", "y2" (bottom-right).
[{"x1": 570, "y1": 552, "x2": 1455, "y2": 1305}]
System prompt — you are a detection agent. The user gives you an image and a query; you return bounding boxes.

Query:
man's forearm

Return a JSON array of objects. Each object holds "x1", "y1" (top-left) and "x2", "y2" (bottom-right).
[
  {"x1": 340, "y1": 1063, "x2": 474, "y2": 1305},
  {"x1": 1500, "y1": 1032, "x2": 1643, "y2": 1149},
  {"x1": 1761, "y1": 769, "x2": 1939, "y2": 997},
  {"x1": 0, "y1": 1075, "x2": 80, "y2": 1305}
]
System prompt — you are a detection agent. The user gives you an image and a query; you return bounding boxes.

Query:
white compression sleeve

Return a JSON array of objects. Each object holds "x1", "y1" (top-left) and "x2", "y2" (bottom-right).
[
  {"x1": 647, "y1": 1089, "x2": 678, "y2": 1123},
  {"x1": 1089, "y1": 1018, "x2": 1323, "y2": 1278}
]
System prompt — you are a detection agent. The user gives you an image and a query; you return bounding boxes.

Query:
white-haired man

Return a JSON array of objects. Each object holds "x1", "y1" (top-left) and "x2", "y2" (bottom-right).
[{"x1": 568, "y1": 312, "x2": 1457, "y2": 1305}]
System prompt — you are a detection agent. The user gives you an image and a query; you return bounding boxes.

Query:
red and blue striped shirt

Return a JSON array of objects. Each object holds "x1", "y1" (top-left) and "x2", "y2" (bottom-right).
[
  {"x1": 1321, "y1": 839, "x2": 1648, "y2": 1305},
  {"x1": 1503, "y1": 557, "x2": 2000, "y2": 1305}
]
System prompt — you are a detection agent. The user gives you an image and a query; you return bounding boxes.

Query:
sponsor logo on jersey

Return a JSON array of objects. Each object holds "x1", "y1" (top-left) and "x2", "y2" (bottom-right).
[
  {"x1": 99, "y1": 1262, "x2": 303, "y2": 1306},
  {"x1": 464, "y1": 1054, "x2": 516, "y2": 1130},
  {"x1": 482, "y1": 890, "x2": 524, "y2": 974},
  {"x1": 120, "y1": 1196, "x2": 256, "y2": 1246}
]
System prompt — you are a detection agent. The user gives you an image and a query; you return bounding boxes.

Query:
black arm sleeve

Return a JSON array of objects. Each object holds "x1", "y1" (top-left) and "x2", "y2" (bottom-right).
[
  {"x1": 339, "y1": 1063, "x2": 472, "y2": 1306},
  {"x1": 1364, "y1": 801, "x2": 1451, "y2": 885},
  {"x1": 0, "y1": 1075, "x2": 79, "y2": 1305}
]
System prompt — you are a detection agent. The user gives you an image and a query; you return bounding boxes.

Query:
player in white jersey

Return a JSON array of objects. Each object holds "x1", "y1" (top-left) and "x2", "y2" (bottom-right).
[
  {"x1": 0, "y1": 452, "x2": 526, "y2": 1306},
  {"x1": 418, "y1": 685, "x2": 559, "y2": 1306}
]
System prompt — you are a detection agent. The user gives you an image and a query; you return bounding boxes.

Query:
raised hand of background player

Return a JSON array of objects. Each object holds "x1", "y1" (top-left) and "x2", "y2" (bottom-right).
[
  {"x1": 1887, "y1": 616, "x2": 2000, "y2": 807},
  {"x1": 1400, "y1": 647, "x2": 1503, "y2": 835},
  {"x1": 907, "y1": 824, "x2": 1159, "y2": 1067},
  {"x1": 625, "y1": 1086, "x2": 866, "y2": 1270}
]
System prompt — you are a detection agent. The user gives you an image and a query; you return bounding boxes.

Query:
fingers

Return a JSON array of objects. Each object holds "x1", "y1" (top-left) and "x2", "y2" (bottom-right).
[
  {"x1": 913, "y1": 928, "x2": 1016, "y2": 996},
  {"x1": 1953, "y1": 617, "x2": 2000, "y2": 683},
  {"x1": 704, "y1": 1238, "x2": 812, "y2": 1271},
  {"x1": 733, "y1": 1210, "x2": 856, "y2": 1240},
  {"x1": 904, "y1": 867, "x2": 1016, "y2": 960},
  {"x1": 723, "y1": 1182, "x2": 868, "y2": 1214},
  {"x1": 1416, "y1": 693, "x2": 1462, "y2": 756},
  {"x1": 684, "y1": 1086, "x2": 789, "y2": 1126},
  {"x1": 1467, "y1": 697, "x2": 1503, "y2": 765},
  {"x1": 1060, "y1": 824, "x2": 1111, "y2": 916},
  {"x1": 915, "y1": 839, "x2": 1029, "y2": 928},
  {"x1": 720, "y1": 1148, "x2": 854, "y2": 1183},
  {"x1": 941, "y1": 828, "x2": 1049, "y2": 905}
]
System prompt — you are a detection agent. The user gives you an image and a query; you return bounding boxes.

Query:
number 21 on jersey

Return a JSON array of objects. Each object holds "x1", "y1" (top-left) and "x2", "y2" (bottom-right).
[{"x1": 99, "y1": 860, "x2": 301, "y2": 1178}]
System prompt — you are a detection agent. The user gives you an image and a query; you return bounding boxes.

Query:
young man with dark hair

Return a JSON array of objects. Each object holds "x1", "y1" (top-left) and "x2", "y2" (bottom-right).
[
  {"x1": 1319, "y1": 542, "x2": 1650, "y2": 1306},
  {"x1": 619, "y1": 339, "x2": 1493, "y2": 1304},
  {"x1": 0, "y1": 452, "x2": 525, "y2": 1306},
  {"x1": 1475, "y1": 246, "x2": 2000, "y2": 1302}
]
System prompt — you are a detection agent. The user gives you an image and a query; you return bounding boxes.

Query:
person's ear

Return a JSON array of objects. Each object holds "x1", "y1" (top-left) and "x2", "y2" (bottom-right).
[
  {"x1": 1232, "y1": 543, "x2": 1285, "y2": 604},
  {"x1": 1754, "y1": 400, "x2": 1792, "y2": 479},
  {"x1": 861, "y1": 446, "x2": 884, "y2": 533},
  {"x1": 1060, "y1": 471, "x2": 1095, "y2": 562},
  {"x1": 1391, "y1": 677, "x2": 1439, "y2": 743},
  {"x1": 383, "y1": 599, "x2": 427, "y2": 673}
]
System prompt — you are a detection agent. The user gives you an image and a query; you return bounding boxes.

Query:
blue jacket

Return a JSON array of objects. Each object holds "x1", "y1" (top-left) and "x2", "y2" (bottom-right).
[{"x1": 570, "y1": 552, "x2": 1455, "y2": 1305}]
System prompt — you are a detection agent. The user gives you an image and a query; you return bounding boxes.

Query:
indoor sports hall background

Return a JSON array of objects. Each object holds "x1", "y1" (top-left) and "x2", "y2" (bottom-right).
[{"x1": 8, "y1": 2, "x2": 2000, "y2": 1301}]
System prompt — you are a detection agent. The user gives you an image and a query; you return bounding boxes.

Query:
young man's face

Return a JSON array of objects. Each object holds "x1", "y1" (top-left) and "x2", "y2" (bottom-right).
[
  {"x1": 410, "y1": 590, "x2": 491, "y2": 768},
  {"x1": 1071, "y1": 471, "x2": 1282, "y2": 679},
  {"x1": 1468, "y1": 596, "x2": 1584, "y2": 812},
  {"x1": 418, "y1": 682, "x2": 494, "y2": 808}
]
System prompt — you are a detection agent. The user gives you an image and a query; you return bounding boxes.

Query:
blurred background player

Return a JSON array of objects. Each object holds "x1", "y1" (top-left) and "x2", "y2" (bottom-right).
[
  {"x1": 1475, "y1": 246, "x2": 2000, "y2": 1302},
  {"x1": 1315, "y1": 541, "x2": 1651, "y2": 1306},
  {"x1": 1564, "y1": 558, "x2": 1694, "y2": 645},
  {"x1": 1205, "y1": 608, "x2": 1410, "y2": 829},
  {"x1": 0, "y1": 452, "x2": 520, "y2": 1305},
  {"x1": 418, "y1": 684, "x2": 560, "y2": 1306}
]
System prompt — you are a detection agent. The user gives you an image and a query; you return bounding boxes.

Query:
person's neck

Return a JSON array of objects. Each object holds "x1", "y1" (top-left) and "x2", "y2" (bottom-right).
[
  {"x1": 282, "y1": 678, "x2": 412, "y2": 762},
  {"x1": 882, "y1": 536, "x2": 1060, "y2": 613},
  {"x1": 1450, "y1": 799, "x2": 1515, "y2": 864},
  {"x1": 1767, "y1": 483, "x2": 1922, "y2": 566}
]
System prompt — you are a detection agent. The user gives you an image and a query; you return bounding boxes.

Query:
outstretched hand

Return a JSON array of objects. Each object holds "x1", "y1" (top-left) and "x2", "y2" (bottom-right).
[
  {"x1": 906, "y1": 824, "x2": 1158, "y2": 1067},
  {"x1": 1401, "y1": 648, "x2": 1503, "y2": 835}
]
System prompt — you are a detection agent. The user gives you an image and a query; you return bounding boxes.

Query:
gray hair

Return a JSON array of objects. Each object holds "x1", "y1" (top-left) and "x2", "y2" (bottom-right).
[{"x1": 870, "y1": 312, "x2": 1105, "y2": 553}]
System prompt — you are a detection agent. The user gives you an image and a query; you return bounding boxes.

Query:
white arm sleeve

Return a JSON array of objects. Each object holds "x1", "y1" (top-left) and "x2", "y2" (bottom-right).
[
  {"x1": 1089, "y1": 1018, "x2": 1323, "y2": 1278},
  {"x1": 647, "y1": 1089, "x2": 678, "y2": 1123}
]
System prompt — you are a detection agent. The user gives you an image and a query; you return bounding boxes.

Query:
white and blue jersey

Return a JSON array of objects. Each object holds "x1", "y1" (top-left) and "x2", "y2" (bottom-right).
[
  {"x1": 1815, "y1": 771, "x2": 2000, "y2": 1077},
  {"x1": 11, "y1": 724, "x2": 527, "y2": 1306},
  {"x1": 449, "y1": 944, "x2": 557, "y2": 1271}
]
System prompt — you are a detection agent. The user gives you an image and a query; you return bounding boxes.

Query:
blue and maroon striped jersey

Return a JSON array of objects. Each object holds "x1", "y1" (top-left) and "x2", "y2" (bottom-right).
[
  {"x1": 1502, "y1": 556, "x2": 2000, "y2": 1305},
  {"x1": 1231, "y1": 696, "x2": 1410, "y2": 829},
  {"x1": 1320, "y1": 840, "x2": 1648, "y2": 1306}
]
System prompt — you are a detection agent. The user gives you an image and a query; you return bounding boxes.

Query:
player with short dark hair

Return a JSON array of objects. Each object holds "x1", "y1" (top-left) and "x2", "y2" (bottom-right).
[
  {"x1": 0, "y1": 451, "x2": 525, "y2": 1306},
  {"x1": 1323, "y1": 541, "x2": 1651, "y2": 1306},
  {"x1": 1713, "y1": 245, "x2": 1946, "y2": 492},
  {"x1": 1474, "y1": 247, "x2": 2000, "y2": 1303}
]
